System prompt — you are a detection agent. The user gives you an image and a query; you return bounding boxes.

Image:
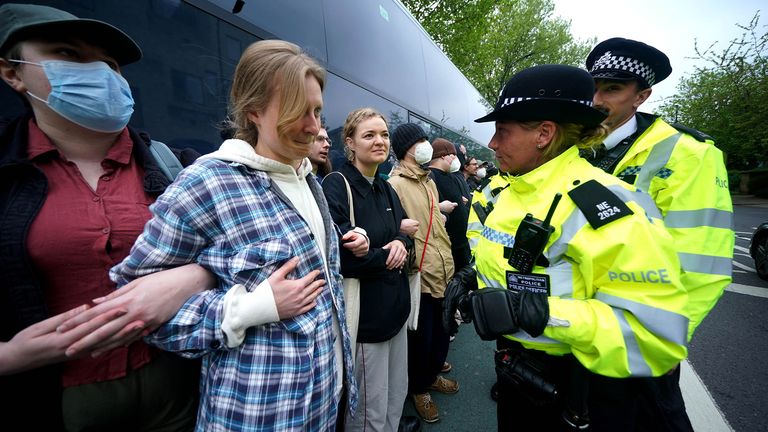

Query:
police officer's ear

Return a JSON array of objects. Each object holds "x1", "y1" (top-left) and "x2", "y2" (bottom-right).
[{"x1": 535, "y1": 121, "x2": 556, "y2": 150}]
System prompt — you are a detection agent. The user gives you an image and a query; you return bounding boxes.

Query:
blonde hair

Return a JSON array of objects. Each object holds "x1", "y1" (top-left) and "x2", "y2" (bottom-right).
[
  {"x1": 518, "y1": 121, "x2": 608, "y2": 160},
  {"x1": 341, "y1": 107, "x2": 388, "y2": 161},
  {"x1": 228, "y1": 40, "x2": 325, "y2": 146}
]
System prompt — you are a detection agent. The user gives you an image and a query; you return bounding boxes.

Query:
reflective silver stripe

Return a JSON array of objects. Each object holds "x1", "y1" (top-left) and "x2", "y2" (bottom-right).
[
  {"x1": 596, "y1": 292, "x2": 688, "y2": 346},
  {"x1": 478, "y1": 272, "x2": 504, "y2": 289},
  {"x1": 481, "y1": 184, "x2": 493, "y2": 203},
  {"x1": 678, "y1": 252, "x2": 733, "y2": 276},
  {"x1": 467, "y1": 221, "x2": 484, "y2": 232},
  {"x1": 546, "y1": 261, "x2": 574, "y2": 298},
  {"x1": 509, "y1": 331, "x2": 561, "y2": 345},
  {"x1": 606, "y1": 184, "x2": 662, "y2": 219},
  {"x1": 664, "y1": 209, "x2": 734, "y2": 230},
  {"x1": 613, "y1": 309, "x2": 653, "y2": 377},
  {"x1": 634, "y1": 133, "x2": 682, "y2": 192},
  {"x1": 469, "y1": 236, "x2": 480, "y2": 250},
  {"x1": 481, "y1": 226, "x2": 516, "y2": 248},
  {"x1": 546, "y1": 208, "x2": 587, "y2": 263}
]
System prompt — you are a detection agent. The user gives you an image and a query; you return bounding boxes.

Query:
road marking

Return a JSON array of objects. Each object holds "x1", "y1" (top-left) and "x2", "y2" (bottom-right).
[
  {"x1": 733, "y1": 269, "x2": 747, "y2": 274},
  {"x1": 682, "y1": 360, "x2": 733, "y2": 432},
  {"x1": 732, "y1": 261, "x2": 756, "y2": 272},
  {"x1": 734, "y1": 245, "x2": 750, "y2": 253},
  {"x1": 732, "y1": 260, "x2": 756, "y2": 272},
  {"x1": 734, "y1": 231, "x2": 753, "y2": 236},
  {"x1": 726, "y1": 283, "x2": 768, "y2": 298},
  {"x1": 734, "y1": 252, "x2": 751, "y2": 258}
]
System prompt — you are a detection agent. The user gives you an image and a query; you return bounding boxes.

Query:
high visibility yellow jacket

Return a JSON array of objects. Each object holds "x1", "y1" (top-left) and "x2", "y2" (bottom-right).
[
  {"x1": 467, "y1": 147, "x2": 689, "y2": 378},
  {"x1": 611, "y1": 114, "x2": 734, "y2": 340}
]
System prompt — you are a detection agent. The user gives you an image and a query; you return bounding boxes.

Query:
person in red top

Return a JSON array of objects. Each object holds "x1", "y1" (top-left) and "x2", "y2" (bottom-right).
[{"x1": 0, "y1": 4, "x2": 214, "y2": 431}]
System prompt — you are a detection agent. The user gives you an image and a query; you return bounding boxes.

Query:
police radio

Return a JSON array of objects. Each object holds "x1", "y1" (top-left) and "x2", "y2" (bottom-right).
[{"x1": 508, "y1": 193, "x2": 562, "y2": 273}]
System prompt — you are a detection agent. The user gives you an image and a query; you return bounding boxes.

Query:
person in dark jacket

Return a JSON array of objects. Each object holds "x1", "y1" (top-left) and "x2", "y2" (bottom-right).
[
  {"x1": 452, "y1": 143, "x2": 473, "y2": 203},
  {"x1": 0, "y1": 4, "x2": 212, "y2": 431},
  {"x1": 322, "y1": 107, "x2": 415, "y2": 432},
  {"x1": 428, "y1": 138, "x2": 472, "y2": 270}
]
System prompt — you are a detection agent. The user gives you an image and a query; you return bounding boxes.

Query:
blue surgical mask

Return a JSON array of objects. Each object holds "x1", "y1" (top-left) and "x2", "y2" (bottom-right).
[{"x1": 11, "y1": 59, "x2": 134, "y2": 132}]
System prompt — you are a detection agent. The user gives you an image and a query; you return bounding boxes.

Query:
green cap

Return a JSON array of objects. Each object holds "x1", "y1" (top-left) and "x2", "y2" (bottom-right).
[{"x1": 0, "y1": 3, "x2": 141, "y2": 66}]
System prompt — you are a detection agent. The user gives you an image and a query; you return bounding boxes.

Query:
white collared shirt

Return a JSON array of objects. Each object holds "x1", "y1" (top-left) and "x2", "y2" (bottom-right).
[{"x1": 604, "y1": 115, "x2": 638, "y2": 150}]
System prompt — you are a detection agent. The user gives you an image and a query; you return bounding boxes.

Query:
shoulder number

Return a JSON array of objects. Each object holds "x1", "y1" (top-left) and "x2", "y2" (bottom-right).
[{"x1": 568, "y1": 180, "x2": 633, "y2": 229}]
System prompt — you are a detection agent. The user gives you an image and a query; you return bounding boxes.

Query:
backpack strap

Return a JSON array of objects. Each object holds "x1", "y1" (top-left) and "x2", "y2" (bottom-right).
[{"x1": 149, "y1": 139, "x2": 184, "y2": 181}]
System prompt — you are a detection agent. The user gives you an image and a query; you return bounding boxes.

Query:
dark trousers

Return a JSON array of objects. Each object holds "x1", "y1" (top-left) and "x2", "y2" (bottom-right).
[
  {"x1": 407, "y1": 294, "x2": 450, "y2": 394},
  {"x1": 62, "y1": 352, "x2": 200, "y2": 432},
  {"x1": 451, "y1": 244, "x2": 472, "y2": 271},
  {"x1": 636, "y1": 366, "x2": 693, "y2": 432},
  {"x1": 495, "y1": 338, "x2": 644, "y2": 432}
]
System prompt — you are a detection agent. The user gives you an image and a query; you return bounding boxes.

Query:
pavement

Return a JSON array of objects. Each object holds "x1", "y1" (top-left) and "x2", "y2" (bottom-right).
[{"x1": 730, "y1": 193, "x2": 768, "y2": 208}]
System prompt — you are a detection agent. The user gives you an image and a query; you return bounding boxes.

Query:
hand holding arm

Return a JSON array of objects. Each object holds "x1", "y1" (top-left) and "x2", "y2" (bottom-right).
[
  {"x1": 221, "y1": 257, "x2": 325, "y2": 347},
  {"x1": 59, "y1": 264, "x2": 215, "y2": 358},
  {"x1": 0, "y1": 305, "x2": 127, "y2": 375},
  {"x1": 399, "y1": 218, "x2": 419, "y2": 237},
  {"x1": 439, "y1": 200, "x2": 458, "y2": 214},
  {"x1": 342, "y1": 229, "x2": 369, "y2": 257},
  {"x1": 381, "y1": 239, "x2": 408, "y2": 270}
]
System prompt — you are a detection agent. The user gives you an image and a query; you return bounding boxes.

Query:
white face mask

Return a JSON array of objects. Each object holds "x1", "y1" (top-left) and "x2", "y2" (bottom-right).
[
  {"x1": 411, "y1": 141, "x2": 433, "y2": 165},
  {"x1": 476, "y1": 167, "x2": 487, "y2": 179},
  {"x1": 449, "y1": 157, "x2": 461, "y2": 173}
]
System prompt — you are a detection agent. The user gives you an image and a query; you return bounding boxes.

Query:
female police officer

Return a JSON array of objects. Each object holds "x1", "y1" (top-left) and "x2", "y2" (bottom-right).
[{"x1": 449, "y1": 65, "x2": 690, "y2": 431}]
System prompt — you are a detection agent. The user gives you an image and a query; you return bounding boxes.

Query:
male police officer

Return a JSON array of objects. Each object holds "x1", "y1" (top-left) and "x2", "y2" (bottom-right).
[{"x1": 585, "y1": 38, "x2": 735, "y2": 431}]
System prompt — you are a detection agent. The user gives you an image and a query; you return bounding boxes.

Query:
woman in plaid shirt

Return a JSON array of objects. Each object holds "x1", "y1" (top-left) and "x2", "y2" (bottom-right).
[{"x1": 111, "y1": 40, "x2": 368, "y2": 431}]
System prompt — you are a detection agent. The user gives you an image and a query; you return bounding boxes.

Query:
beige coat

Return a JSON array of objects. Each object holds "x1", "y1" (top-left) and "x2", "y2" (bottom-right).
[{"x1": 389, "y1": 160, "x2": 454, "y2": 298}]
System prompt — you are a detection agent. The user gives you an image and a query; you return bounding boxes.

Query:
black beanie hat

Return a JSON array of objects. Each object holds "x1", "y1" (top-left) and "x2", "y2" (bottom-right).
[{"x1": 391, "y1": 123, "x2": 428, "y2": 160}]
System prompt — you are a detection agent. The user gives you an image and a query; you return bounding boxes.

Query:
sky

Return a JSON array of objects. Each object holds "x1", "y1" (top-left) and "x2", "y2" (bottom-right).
[{"x1": 552, "y1": 0, "x2": 764, "y2": 113}]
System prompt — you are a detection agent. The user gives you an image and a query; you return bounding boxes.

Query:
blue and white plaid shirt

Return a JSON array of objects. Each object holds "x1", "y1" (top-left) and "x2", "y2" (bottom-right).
[{"x1": 111, "y1": 155, "x2": 356, "y2": 431}]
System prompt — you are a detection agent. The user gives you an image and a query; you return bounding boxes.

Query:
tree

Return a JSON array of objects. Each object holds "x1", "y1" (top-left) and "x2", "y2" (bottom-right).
[
  {"x1": 659, "y1": 12, "x2": 767, "y2": 170},
  {"x1": 401, "y1": 0, "x2": 593, "y2": 106}
]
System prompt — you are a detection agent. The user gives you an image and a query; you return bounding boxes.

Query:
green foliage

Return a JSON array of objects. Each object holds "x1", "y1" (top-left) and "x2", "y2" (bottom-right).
[
  {"x1": 402, "y1": 0, "x2": 594, "y2": 107},
  {"x1": 659, "y1": 12, "x2": 768, "y2": 170}
]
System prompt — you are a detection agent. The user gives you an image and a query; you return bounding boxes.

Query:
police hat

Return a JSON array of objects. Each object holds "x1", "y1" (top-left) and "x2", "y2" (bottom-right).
[
  {"x1": 586, "y1": 38, "x2": 671, "y2": 87},
  {"x1": 0, "y1": 3, "x2": 142, "y2": 66},
  {"x1": 475, "y1": 64, "x2": 606, "y2": 128}
]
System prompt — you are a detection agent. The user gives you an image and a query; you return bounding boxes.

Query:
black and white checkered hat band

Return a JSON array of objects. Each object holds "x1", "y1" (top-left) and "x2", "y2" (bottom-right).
[
  {"x1": 591, "y1": 51, "x2": 656, "y2": 86},
  {"x1": 499, "y1": 96, "x2": 593, "y2": 109}
]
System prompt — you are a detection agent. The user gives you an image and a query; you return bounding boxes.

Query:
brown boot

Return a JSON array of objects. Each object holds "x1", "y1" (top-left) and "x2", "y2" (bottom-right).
[
  {"x1": 428, "y1": 375, "x2": 459, "y2": 394},
  {"x1": 411, "y1": 392, "x2": 439, "y2": 423}
]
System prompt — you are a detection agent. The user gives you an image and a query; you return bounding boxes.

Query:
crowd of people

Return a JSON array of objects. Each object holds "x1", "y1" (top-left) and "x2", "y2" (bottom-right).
[{"x1": 0, "y1": 3, "x2": 733, "y2": 432}]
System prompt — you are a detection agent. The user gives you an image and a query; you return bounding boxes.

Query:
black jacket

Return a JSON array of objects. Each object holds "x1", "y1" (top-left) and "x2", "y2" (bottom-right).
[
  {"x1": 430, "y1": 167, "x2": 471, "y2": 269},
  {"x1": 0, "y1": 113, "x2": 199, "y2": 430},
  {"x1": 322, "y1": 161, "x2": 412, "y2": 343}
]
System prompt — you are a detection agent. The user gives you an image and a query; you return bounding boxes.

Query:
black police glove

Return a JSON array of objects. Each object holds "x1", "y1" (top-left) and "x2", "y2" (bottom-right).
[
  {"x1": 470, "y1": 288, "x2": 549, "y2": 341},
  {"x1": 442, "y1": 266, "x2": 478, "y2": 335}
]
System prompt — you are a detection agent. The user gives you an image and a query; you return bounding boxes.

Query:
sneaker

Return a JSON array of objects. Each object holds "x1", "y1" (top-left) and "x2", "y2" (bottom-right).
[
  {"x1": 441, "y1": 361, "x2": 452, "y2": 373},
  {"x1": 428, "y1": 375, "x2": 459, "y2": 394},
  {"x1": 412, "y1": 393, "x2": 439, "y2": 423}
]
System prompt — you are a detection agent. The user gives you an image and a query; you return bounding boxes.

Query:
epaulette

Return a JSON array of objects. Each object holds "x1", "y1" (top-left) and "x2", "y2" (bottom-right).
[
  {"x1": 568, "y1": 180, "x2": 633, "y2": 229},
  {"x1": 475, "y1": 176, "x2": 492, "y2": 192},
  {"x1": 670, "y1": 123, "x2": 714, "y2": 143}
]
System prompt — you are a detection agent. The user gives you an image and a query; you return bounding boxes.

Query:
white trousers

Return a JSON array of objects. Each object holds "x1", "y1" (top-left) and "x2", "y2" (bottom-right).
[{"x1": 345, "y1": 324, "x2": 409, "y2": 432}]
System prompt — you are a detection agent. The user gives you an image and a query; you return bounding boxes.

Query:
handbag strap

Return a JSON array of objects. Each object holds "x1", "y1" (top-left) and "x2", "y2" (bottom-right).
[
  {"x1": 328, "y1": 172, "x2": 355, "y2": 225},
  {"x1": 418, "y1": 189, "x2": 434, "y2": 272}
]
